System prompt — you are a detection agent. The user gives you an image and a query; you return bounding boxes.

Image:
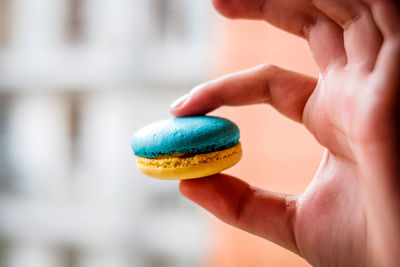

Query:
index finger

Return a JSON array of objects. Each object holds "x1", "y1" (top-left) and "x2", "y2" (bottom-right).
[{"x1": 170, "y1": 65, "x2": 317, "y2": 123}]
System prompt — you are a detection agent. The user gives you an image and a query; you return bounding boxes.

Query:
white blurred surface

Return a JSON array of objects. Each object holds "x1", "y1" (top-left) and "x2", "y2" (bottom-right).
[{"x1": 0, "y1": 1, "x2": 213, "y2": 266}]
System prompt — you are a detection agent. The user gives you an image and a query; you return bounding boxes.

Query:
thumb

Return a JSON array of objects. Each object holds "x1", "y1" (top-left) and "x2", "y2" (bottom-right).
[{"x1": 180, "y1": 174, "x2": 300, "y2": 254}]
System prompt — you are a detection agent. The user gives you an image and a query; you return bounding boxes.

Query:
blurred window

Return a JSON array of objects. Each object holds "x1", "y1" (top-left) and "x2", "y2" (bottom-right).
[
  {"x1": 66, "y1": 0, "x2": 84, "y2": 43},
  {"x1": 0, "y1": 94, "x2": 14, "y2": 193},
  {"x1": 0, "y1": 1, "x2": 207, "y2": 267},
  {"x1": 0, "y1": 0, "x2": 11, "y2": 47},
  {"x1": 60, "y1": 246, "x2": 79, "y2": 267},
  {"x1": 66, "y1": 92, "x2": 81, "y2": 165},
  {"x1": 151, "y1": 0, "x2": 186, "y2": 41},
  {"x1": 0, "y1": 240, "x2": 7, "y2": 267}
]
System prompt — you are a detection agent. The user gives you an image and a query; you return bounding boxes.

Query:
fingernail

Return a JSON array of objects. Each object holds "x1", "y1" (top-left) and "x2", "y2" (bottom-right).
[{"x1": 170, "y1": 94, "x2": 189, "y2": 109}]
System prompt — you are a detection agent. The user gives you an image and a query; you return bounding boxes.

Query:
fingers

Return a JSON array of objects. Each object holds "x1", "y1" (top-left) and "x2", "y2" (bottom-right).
[
  {"x1": 368, "y1": 0, "x2": 400, "y2": 76},
  {"x1": 373, "y1": 38, "x2": 400, "y2": 96},
  {"x1": 180, "y1": 174, "x2": 300, "y2": 254},
  {"x1": 212, "y1": 0, "x2": 395, "y2": 72},
  {"x1": 311, "y1": 0, "x2": 383, "y2": 70},
  {"x1": 365, "y1": 0, "x2": 400, "y2": 40},
  {"x1": 170, "y1": 64, "x2": 317, "y2": 123},
  {"x1": 212, "y1": 0, "x2": 346, "y2": 71},
  {"x1": 370, "y1": 4, "x2": 400, "y2": 102}
]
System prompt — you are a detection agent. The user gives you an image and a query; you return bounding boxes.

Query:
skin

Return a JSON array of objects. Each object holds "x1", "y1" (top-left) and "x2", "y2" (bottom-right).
[{"x1": 170, "y1": 0, "x2": 400, "y2": 266}]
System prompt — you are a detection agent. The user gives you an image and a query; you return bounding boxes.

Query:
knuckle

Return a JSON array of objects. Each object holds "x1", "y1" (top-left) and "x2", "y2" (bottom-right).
[
  {"x1": 234, "y1": 185, "x2": 253, "y2": 224},
  {"x1": 259, "y1": 63, "x2": 278, "y2": 74},
  {"x1": 301, "y1": 15, "x2": 319, "y2": 39}
]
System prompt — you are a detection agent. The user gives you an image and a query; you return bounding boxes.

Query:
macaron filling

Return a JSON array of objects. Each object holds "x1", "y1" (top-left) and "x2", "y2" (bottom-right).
[{"x1": 136, "y1": 142, "x2": 242, "y2": 169}]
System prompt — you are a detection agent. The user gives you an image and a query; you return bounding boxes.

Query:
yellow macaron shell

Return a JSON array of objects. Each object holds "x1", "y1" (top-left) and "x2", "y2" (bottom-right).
[{"x1": 136, "y1": 142, "x2": 242, "y2": 180}]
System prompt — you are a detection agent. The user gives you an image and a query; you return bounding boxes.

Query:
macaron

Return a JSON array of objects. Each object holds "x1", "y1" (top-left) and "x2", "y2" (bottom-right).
[{"x1": 131, "y1": 116, "x2": 242, "y2": 180}]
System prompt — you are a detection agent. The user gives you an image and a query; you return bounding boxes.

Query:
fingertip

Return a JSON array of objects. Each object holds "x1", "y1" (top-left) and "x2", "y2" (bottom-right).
[
  {"x1": 170, "y1": 107, "x2": 183, "y2": 117},
  {"x1": 180, "y1": 174, "x2": 256, "y2": 226},
  {"x1": 170, "y1": 93, "x2": 215, "y2": 117},
  {"x1": 178, "y1": 179, "x2": 193, "y2": 198},
  {"x1": 211, "y1": 0, "x2": 229, "y2": 15},
  {"x1": 179, "y1": 174, "x2": 249, "y2": 215},
  {"x1": 211, "y1": 0, "x2": 238, "y2": 19},
  {"x1": 170, "y1": 94, "x2": 189, "y2": 111},
  {"x1": 170, "y1": 95, "x2": 196, "y2": 117},
  {"x1": 179, "y1": 174, "x2": 221, "y2": 200}
]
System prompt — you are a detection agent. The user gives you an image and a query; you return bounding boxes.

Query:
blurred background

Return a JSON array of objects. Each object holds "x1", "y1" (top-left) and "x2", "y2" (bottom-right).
[{"x1": 0, "y1": 0, "x2": 322, "y2": 266}]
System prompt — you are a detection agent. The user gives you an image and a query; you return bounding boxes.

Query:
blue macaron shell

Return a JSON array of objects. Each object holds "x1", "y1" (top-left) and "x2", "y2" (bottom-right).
[{"x1": 131, "y1": 116, "x2": 240, "y2": 158}]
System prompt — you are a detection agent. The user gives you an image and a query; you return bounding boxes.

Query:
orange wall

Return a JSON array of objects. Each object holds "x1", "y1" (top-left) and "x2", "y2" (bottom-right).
[{"x1": 206, "y1": 18, "x2": 323, "y2": 267}]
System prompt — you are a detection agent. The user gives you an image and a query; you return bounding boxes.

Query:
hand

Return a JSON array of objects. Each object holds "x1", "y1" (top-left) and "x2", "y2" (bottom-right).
[{"x1": 170, "y1": 0, "x2": 400, "y2": 266}]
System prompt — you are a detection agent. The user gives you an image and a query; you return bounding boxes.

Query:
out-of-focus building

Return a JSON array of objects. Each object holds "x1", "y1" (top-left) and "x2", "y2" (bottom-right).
[{"x1": 0, "y1": 1, "x2": 212, "y2": 267}]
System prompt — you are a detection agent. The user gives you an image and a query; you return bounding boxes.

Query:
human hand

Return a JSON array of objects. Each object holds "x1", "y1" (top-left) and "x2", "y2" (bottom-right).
[{"x1": 170, "y1": 0, "x2": 400, "y2": 266}]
